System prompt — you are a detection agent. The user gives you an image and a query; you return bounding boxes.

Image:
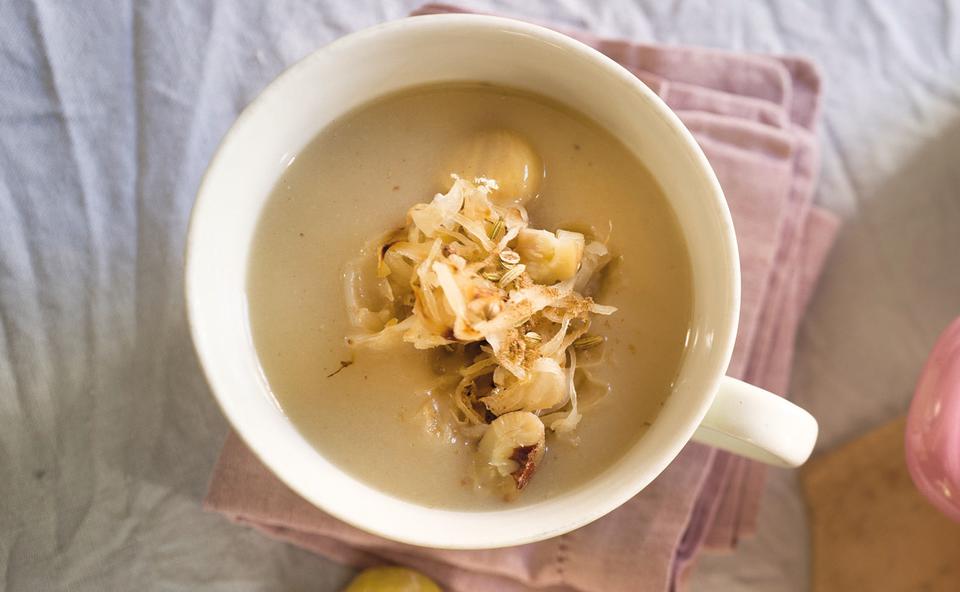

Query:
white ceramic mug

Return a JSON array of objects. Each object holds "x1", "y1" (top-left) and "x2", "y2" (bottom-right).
[{"x1": 186, "y1": 14, "x2": 818, "y2": 549}]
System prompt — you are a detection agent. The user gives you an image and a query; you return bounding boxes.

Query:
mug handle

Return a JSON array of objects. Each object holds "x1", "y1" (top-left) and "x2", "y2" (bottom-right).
[{"x1": 691, "y1": 377, "x2": 818, "y2": 467}]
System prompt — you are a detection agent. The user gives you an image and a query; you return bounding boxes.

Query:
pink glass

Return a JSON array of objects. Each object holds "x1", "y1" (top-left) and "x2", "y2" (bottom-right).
[{"x1": 905, "y1": 316, "x2": 960, "y2": 523}]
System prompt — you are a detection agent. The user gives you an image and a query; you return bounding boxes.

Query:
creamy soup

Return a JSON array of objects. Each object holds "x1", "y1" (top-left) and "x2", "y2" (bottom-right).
[{"x1": 247, "y1": 83, "x2": 692, "y2": 509}]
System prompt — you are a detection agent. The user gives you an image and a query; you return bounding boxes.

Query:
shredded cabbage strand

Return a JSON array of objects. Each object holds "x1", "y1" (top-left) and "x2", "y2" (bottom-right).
[{"x1": 344, "y1": 175, "x2": 618, "y2": 488}]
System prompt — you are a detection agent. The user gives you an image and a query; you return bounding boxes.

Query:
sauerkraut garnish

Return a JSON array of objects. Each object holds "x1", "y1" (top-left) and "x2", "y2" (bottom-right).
[{"x1": 344, "y1": 174, "x2": 616, "y2": 497}]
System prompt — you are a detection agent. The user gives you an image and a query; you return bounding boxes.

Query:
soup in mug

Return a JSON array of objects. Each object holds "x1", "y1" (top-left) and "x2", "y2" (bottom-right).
[{"x1": 247, "y1": 83, "x2": 692, "y2": 509}]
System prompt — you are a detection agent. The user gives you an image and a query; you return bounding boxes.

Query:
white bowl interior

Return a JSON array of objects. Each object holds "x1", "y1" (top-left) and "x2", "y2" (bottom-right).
[{"x1": 186, "y1": 15, "x2": 738, "y2": 549}]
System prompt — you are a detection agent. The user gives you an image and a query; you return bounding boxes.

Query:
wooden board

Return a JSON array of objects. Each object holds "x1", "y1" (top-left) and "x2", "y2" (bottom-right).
[{"x1": 801, "y1": 416, "x2": 960, "y2": 591}]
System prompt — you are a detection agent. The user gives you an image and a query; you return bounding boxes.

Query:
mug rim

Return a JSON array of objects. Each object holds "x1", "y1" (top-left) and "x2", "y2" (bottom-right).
[{"x1": 186, "y1": 13, "x2": 740, "y2": 548}]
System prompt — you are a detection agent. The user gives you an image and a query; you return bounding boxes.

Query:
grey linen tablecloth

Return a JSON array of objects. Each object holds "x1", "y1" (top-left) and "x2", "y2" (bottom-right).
[{"x1": 2, "y1": 1, "x2": 958, "y2": 590}]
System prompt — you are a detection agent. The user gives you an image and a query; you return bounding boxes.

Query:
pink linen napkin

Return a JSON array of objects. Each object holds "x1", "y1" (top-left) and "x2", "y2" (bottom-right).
[{"x1": 205, "y1": 7, "x2": 841, "y2": 591}]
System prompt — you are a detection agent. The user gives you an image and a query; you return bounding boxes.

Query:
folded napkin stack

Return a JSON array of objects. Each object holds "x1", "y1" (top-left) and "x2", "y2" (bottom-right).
[{"x1": 205, "y1": 6, "x2": 840, "y2": 590}]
